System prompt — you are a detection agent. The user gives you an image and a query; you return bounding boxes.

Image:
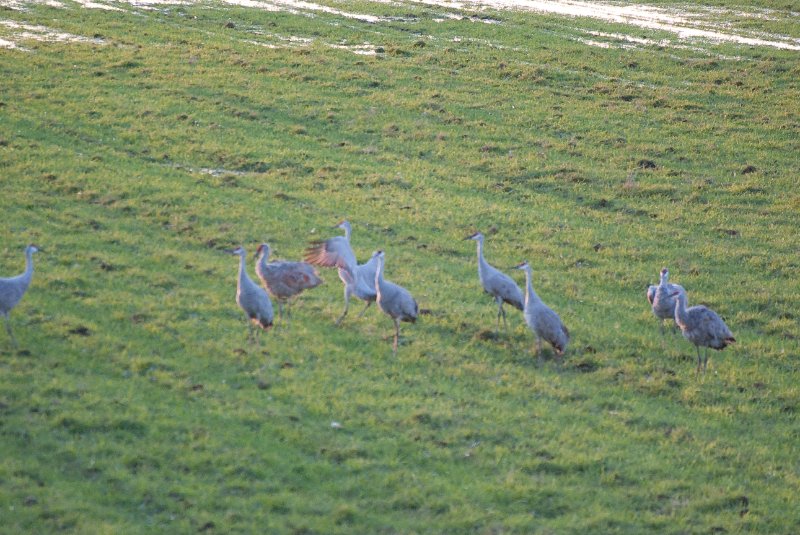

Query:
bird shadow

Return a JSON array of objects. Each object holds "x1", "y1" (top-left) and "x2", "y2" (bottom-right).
[{"x1": 1, "y1": 347, "x2": 31, "y2": 357}]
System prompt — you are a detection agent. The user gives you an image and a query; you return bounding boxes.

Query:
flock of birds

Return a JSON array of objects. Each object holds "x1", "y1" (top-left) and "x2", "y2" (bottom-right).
[
  {"x1": 646, "y1": 267, "x2": 736, "y2": 373},
  {"x1": 1, "y1": 223, "x2": 736, "y2": 372}
]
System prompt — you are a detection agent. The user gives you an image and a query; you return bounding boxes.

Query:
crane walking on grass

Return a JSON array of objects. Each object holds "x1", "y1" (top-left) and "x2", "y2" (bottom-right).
[
  {"x1": 373, "y1": 250, "x2": 418, "y2": 356},
  {"x1": 0, "y1": 244, "x2": 39, "y2": 349},
  {"x1": 515, "y1": 261, "x2": 569, "y2": 362},
  {"x1": 671, "y1": 290, "x2": 735, "y2": 374},
  {"x1": 227, "y1": 246, "x2": 273, "y2": 343},
  {"x1": 465, "y1": 231, "x2": 523, "y2": 332},
  {"x1": 647, "y1": 267, "x2": 685, "y2": 334},
  {"x1": 255, "y1": 243, "x2": 322, "y2": 320},
  {"x1": 305, "y1": 220, "x2": 379, "y2": 325}
]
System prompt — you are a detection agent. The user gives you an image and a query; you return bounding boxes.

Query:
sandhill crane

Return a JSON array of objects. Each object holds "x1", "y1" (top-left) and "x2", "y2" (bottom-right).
[
  {"x1": 0, "y1": 244, "x2": 39, "y2": 348},
  {"x1": 255, "y1": 243, "x2": 322, "y2": 320},
  {"x1": 226, "y1": 246, "x2": 273, "y2": 343},
  {"x1": 305, "y1": 220, "x2": 379, "y2": 325},
  {"x1": 373, "y1": 250, "x2": 418, "y2": 356},
  {"x1": 671, "y1": 290, "x2": 735, "y2": 374},
  {"x1": 646, "y1": 267, "x2": 685, "y2": 334},
  {"x1": 466, "y1": 231, "x2": 524, "y2": 332},
  {"x1": 515, "y1": 261, "x2": 569, "y2": 362}
]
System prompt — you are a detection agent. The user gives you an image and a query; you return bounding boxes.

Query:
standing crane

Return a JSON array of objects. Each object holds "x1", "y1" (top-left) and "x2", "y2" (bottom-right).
[
  {"x1": 0, "y1": 244, "x2": 39, "y2": 348},
  {"x1": 226, "y1": 246, "x2": 273, "y2": 343},
  {"x1": 305, "y1": 220, "x2": 379, "y2": 325},
  {"x1": 465, "y1": 231, "x2": 523, "y2": 332},
  {"x1": 255, "y1": 243, "x2": 322, "y2": 320},
  {"x1": 514, "y1": 261, "x2": 569, "y2": 362},
  {"x1": 646, "y1": 267, "x2": 685, "y2": 334},
  {"x1": 671, "y1": 290, "x2": 735, "y2": 374},
  {"x1": 373, "y1": 250, "x2": 418, "y2": 356}
]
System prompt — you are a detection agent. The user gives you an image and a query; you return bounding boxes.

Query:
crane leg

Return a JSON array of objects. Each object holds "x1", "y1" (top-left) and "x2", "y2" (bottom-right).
[
  {"x1": 495, "y1": 298, "x2": 506, "y2": 333},
  {"x1": 278, "y1": 301, "x2": 285, "y2": 320},
  {"x1": 357, "y1": 301, "x2": 372, "y2": 319},
  {"x1": 658, "y1": 319, "x2": 668, "y2": 351},
  {"x1": 695, "y1": 347, "x2": 702, "y2": 376},
  {"x1": 335, "y1": 287, "x2": 351, "y2": 326},
  {"x1": 393, "y1": 318, "x2": 400, "y2": 356},
  {"x1": 246, "y1": 318, "x2": 255, "y2": 344},
  {"x1": 536, "y1": 337, "x2": 543, "y2": 365},
  {"x1": 4, "y1": 315, "x2": 18, "y2": 349}
]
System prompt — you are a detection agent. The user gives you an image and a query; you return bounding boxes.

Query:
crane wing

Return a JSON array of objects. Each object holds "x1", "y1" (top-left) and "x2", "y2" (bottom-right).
[
  {"x1": 305, "y1": 236, "x2": 357, "y2": 275},
  {"x1": 484, "y1": 267, "x2": 524, "y2": 310},
  {"x1": 277, "y1": 263, "x2": 322, "y2": 290}
]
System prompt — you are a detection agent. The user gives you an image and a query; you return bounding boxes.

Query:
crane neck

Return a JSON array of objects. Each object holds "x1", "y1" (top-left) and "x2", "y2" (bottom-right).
[
  {"x1": 256, "y1": 250, "x2": 268, "y2": 271},
  {"x1": 374, "y1": 256, "x2": 384, "y2": 288},
  {"x1": 523, "y1": 267, "x2": 540, "y2": 306},
  {"x1": 342, "y1": 223, "x2": 352, "y2": 242},
  {"x1": 659, "y1": 271, "x2": 669, "y2": 286},
  {"x1": 238, "y1": 253, "x2": 248, "y2": 286},
  {"x1": 673, "y1": 292, "x2": 688, "y2": 323},
  {"x1": 475, "y1": 238, "x2": 489, "y2": 269},
  {"x1": 24, "y1": 249, "x2": 35, "y2": 280}
]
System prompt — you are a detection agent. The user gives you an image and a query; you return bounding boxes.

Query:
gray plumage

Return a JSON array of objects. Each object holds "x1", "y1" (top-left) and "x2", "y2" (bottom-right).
[
  {"x1": 672, "y1": 290, "x2": 735, "y2": 374},
  {"x1": 255, "y1": 243, "x2": 322, "y2": 319},
  {"x1": 227, "y1": 246, "x2": 273, "y2": 343},
  {"x1": 515, "y1": 261, "x2": 569, "y2": 361},
  {"x1": 646, "y1": 267, "x2": 685, "y2": 333},
  {"x1": 305, "y1": 220, "x2": 379, "y2": 325},
  {"x1": 466, "y1": 231, "x2": 524, "y2": 332},
  {"x1": 0, "y1": 244, "x2": 39, "y2": 348},
  {"x1": 373, "y1": 250, "x2": 418, "y2": 356}
]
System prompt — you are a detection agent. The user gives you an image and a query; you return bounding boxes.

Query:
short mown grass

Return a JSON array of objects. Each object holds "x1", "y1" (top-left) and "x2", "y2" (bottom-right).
[{"x1": 1, "y1": 1, "x2": 799, "y2": 533}]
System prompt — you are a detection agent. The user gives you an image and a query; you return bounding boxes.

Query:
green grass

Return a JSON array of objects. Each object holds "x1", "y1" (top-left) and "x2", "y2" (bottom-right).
[{"x1": 1, "y1": 1, "x2": 799, "y2": 533}]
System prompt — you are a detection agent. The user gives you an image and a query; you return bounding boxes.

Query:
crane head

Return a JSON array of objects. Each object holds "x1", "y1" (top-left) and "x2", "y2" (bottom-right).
[
  {"x1": 26, "y1": 244, "x2": 41, "y2": 254},
  {"x1": 513, "y1": 261, "x2": 530, "y2": 270},
  {"x1": 225, "y1": 246, "x2": 245, "y2": 256},
  {"x1": 464, "y1": 231, "x2": 483, "y2": 241},
  {"x1": 255, "y1": 243, "x2": 270, "y2": 259},
  {"x1": 661, "y1": 267, "x2": 669, "y2": 276}
]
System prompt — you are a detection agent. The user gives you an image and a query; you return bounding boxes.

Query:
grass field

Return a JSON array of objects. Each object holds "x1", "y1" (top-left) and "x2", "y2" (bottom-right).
[{"x1": 1, "y1": 1, "x2": 799, "y2": 533}]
